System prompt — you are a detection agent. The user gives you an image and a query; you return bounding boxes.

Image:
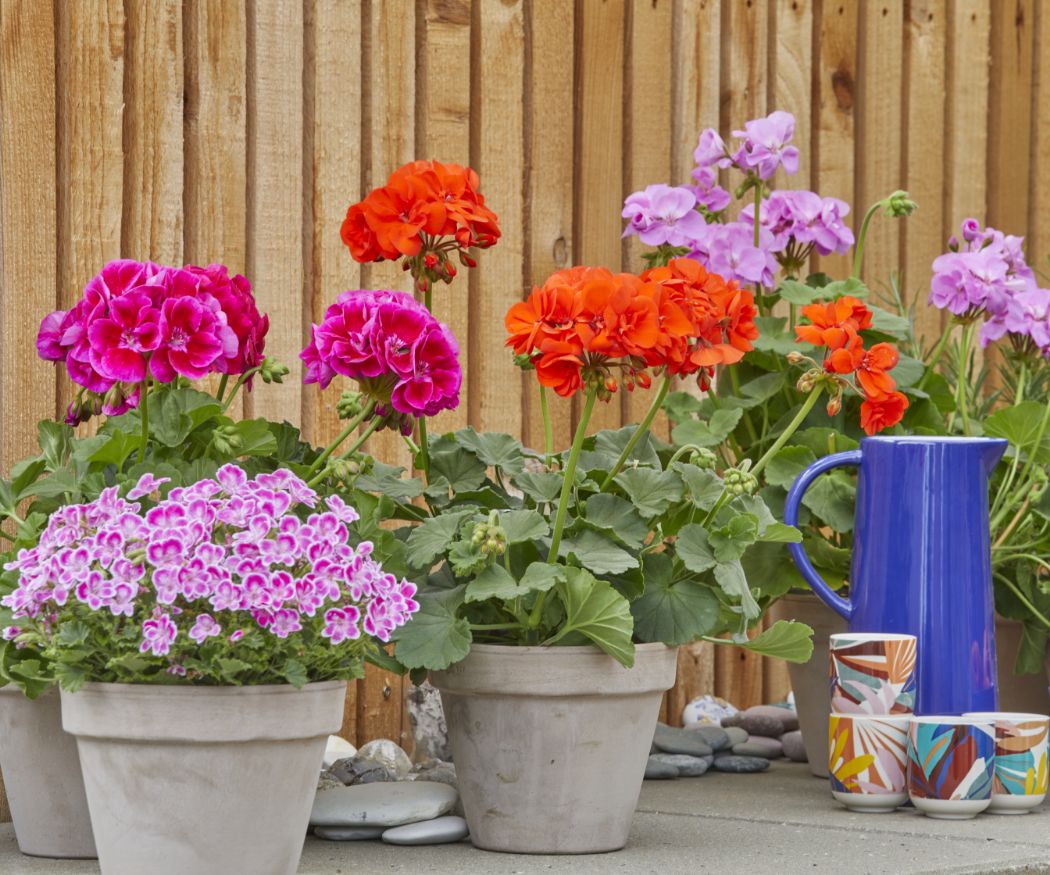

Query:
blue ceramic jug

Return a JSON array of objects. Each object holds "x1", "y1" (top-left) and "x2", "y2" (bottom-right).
[{"x1": 784, "y1": 436, "x2": 1007, "y2": 715}]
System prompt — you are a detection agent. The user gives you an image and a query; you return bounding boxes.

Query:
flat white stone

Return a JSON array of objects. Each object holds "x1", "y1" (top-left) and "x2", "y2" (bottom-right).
[
  {"x1": 314, "y1": 825, "x2": 385, "y2": 841},
  {"x1": 310, "y1": 781, "x2": 458, "y2": 828},
  {"x1": 382, "y1": 816, "x2": 469, "y2": 846},
  {"x1": 356, "y1": 738, "x2": 413, "y2": 778},
  {"x1": 322, "y1": 735, "x2": 357, "y2": 769}
]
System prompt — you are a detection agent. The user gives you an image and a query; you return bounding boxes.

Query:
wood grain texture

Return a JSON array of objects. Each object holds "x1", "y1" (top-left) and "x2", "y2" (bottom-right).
[
  {"x1": 575, "y1": 0, "x2": 625, "y2": 436},
  {"x1": 770, "y1": 0, "x2": 813, "y2": 189},
  {"x1": 663, "y1": 641, "x2": 716, "y2": 727},
  {"x1": 1031, "y1": 0, "x2": 1050, "y2": 262},
  {"x1": 303, "y1": 0, "x2": 363, "y2": 449},
  {"x1": 122, "y1": 0, "x2": 183, "y2": 264},
  {"x1": 0, "y1": 0, "x2": 58, "y2": 470},
  {"x1": 812, "y1": 0, "x2": 857, "y2": 277},
  {"x1": 672, "y1": 0, "x2": 720, "y2": 183},
  {"x1": 420, "y1": 0, "x2": 473, "y2": 435}
]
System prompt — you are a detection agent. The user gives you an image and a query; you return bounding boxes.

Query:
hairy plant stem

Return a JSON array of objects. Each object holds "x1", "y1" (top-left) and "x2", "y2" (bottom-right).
[
  {"x1": 220, "y1": 366, "x2": 262, "y2": 414},
  {"x1": 851, "y1": 201, "x2": 882, "y2": 280},
  {"x1": 915, "y1": 321, "x2": 954, "y2": 392},
  {"x1": 954, "y1": 322, "x2": 976, "y2": 435},
  {"x1": 215, "y1": 374, "x2": 229, "y2": 403},
  {"x1": 139, "y1": 380, "x2": 150, "y2": 463},
  {"x1": 994, "y1": 572, "x2": 1050, "y2": 630},
  {"x1": 751, "y1": 386, "x2": 823, "y2": 479},
  {"x1": 600, "y1": 374, "x2": 672, "y2": 488},
  {"x1": 417, "y1": 288, "x2": 434, "y2": 482},
  {"x1": 993, "y1": 498, "x2": 1032, "y2": 550},
  {"x1": 539, "y1": 385, "x2": 555, "y2": 469},
  {"x1": 304, "y1": 399, "x2": 378, "y2": 476},
  {"x1": 305, "y1": 416, "x2": 382, "y2": 488}
]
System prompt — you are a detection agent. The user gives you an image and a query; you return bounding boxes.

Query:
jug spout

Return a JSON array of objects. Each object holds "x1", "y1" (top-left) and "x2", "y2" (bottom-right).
[{"x1": 979, "y1": 437, "x2": 1008, "y2": 474}]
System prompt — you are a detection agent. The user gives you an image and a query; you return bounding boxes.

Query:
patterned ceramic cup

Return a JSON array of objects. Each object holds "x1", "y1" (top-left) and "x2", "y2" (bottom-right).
[
  {"x1": 828, "y1": 714, "x2": 911, "y2": 812},
  {"x1": 908, "y1": 716, "x2": 995, "y2": 819},
  {"x1": 963, "y1": 712, "x2": 1050, "y2": 814},
  {"x1": 829, "y1": 633, "x2": 917, "y2": 715}
]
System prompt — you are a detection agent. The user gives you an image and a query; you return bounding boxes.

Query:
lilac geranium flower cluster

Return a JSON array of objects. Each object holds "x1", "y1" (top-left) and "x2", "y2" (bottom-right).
[
  {"x1": 1, "y1": 466, "x2": 418, "y2": 686},
  {"x1": 301, "y1": 289, "x2": 461, "y2": 434},
  {"x1": 37, "y1": 260, "x2": 268, "y2": 426},
  {"x1": 930, "y1": 219, "x2": 1050, "y2": 355},
  {"x1": 621, "y1": 111, "x2": 855, "y2": 288}
]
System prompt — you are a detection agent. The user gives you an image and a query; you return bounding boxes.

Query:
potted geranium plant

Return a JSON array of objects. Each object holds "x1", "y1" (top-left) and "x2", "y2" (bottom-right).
[
  {"x1": 0, "y1": 260, "x2": 419, "y2": 873},
  {"x1": 304, "y1": 160, "x2": 816, "y2": 854}
]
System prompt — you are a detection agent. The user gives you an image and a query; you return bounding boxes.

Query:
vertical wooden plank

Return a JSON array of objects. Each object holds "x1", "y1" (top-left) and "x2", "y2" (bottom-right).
[
  {"x1": 769, "y1": 0, "x2": 813, "y2": 190},
  {"x1": 339, "y1": 680, "x2": 358, "y2": 746},
  {"x1": 419, "y1": 0, "x2": 472, "y2": 435},
  {"x1": 987, "y1": 0, "x2": 1034, "y2": 240},
  {"x1": 523, "y1": 0, "x2": 575, "y2": 454},
  {"x1": 855, "y1": 0, "x2": 903, "y2": 287},
  {"x1": 672, "y1": 0, "x2": 721, "y2": 183},
  {"x1": 1030, "y1": 0, "x2": 1050, "y2": 260},
  {"x1": 622, "y1": 0, "x2": 672, "y2": 431},
  {"x1": 901, "y1": 0, "x2": 946, "y2": 345},
  {"x1": 184, "y1": 0, "x2": 247, "y2": 274},
  {"x1": 245, "y1": 0, "x2": 303, "y2": 423},
  {"x1": 575, "y1": 0, "x2": 625, "y2": 436},
  {"x1": 470, "y1": 0, "x2": 525, "y2": 439},
  {"x1": 357, "y1": 653, "x2": 407, "y2": 746},
  {"x1": 122, "y1": 0, "x2": 183, "y2": 264},
  {"x1": 0, "y1": 0, "x2": 57, "y2": 474},
  {"x1": 811, "y1": 0, "x2": 858, "y2": 278},
  {"x1": 303, "y1": 0, "x2": 362, "y2": 452},
  {"x1": 663, "y1": 642, "x2": 716, "y2": 727}
]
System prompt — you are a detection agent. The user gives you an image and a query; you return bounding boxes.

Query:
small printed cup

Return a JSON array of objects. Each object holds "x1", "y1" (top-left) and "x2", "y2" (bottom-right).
[
  {"x1": 828, "y1": 714, "x2": 911, "y2": 812},
  {"x1": 964, "y1": 712, "x2": 1049, "y2": 814},
  {"x1": 908, "y1": 716, "x2": 995, "y2": 819},
  {"x1": 829, "y1": 633, "x2": 917, "y2": 715}
]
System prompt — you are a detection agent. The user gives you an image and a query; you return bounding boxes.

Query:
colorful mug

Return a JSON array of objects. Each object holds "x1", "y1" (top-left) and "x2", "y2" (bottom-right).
[
  {"x1": 907, "y1": 716, "x2": 995, "y2": 819},
  {"x1": 829, "y1": 633, "x2": 916, "y2": 715},
  {"x1": 964, "y1": 712, "x2": 1049, "y2": 814},
  {"x1": 828, "y1": 714, "x2": 910, "y2": 812}
]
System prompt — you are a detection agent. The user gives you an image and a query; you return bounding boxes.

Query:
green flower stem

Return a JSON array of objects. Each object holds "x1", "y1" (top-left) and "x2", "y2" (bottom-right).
[
  {"x1": 417, "y1": 288, "x2": 434, "y2": 483},
  {"x1": 993, "y1": 498, "x2": 1032, "y2": 550},
  {"x1": 728, "y1": 367, "x2": 759, "y2": 443},
  {"x1": 139, "y1": 379, "x2": 150, "y2": 464},
  {"x1": 955, "y1": 321, "x2": 976, "y2": 435},
  {"x1": 1015, "y1": 360, "x2": 1028, "y2": 405},
  {"x1": 220, "y1": 366, "x2": 262, "y2": 414},
  {"x1": 667, "y1": 443, "x2": 704, "y2": 467},
  {"x1": 750, "y1": 385, "x2": 824, "y2": 480},
  {"x1": 752, "y1": 184, "x2": 765, "y2": 315},
  {"x1": 216, "y1": 374, "x2": 229, "y2": 403},
  {"x1": 851, "y1": 200, "x2": 882, "y2": 280},
  {"x1": 993, "y1": 571, "x2": 1050, "y2": 630},
  {"x1": 990, "y1": 360, "x2": 1028, "y2": 521},
  {"x1": 305, "y1": 416, "x2": 382, "y2": 488},
  {"x1": 304, "y1": 399, "x2": 377, "y2": 476},
  {"x1": 470, "y1": 622, "x2": 524, "y2": 631},
  {"x1": 539, "y1": 385, "x2": 555, "y2": 469},
  {"x1": 915, "y1": 321, "x2": 954, "y2": 391},
  {"x1": 599, "y1": 374, "x2": 672, "y2": 489},
  {"x1": 991, "y1": 398, "x2": 1050, "y2": 531}
]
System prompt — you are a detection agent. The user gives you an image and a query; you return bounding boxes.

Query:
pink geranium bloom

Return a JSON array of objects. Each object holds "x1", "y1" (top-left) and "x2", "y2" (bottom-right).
[
  {"x1": 86, "y1": 291, "x2": 161, "y2": 383},
  {"x1": 150, "y1": 294, "x2": 226, "y2": 382},
  {"x1": 185, "y1": 264, "x2": 269, "y2": 378}
]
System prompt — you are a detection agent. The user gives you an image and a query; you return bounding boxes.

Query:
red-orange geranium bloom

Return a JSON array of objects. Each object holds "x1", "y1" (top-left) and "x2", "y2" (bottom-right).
[
  {"x1": 860, "y1": 390, "x2": 909, "y2": 435},
  {"x1": 795, "y1": 296, "x2": 871, "y2": 350},
  {"x1": 856, "y1": 342, "x2": 900, "y2": 398}
]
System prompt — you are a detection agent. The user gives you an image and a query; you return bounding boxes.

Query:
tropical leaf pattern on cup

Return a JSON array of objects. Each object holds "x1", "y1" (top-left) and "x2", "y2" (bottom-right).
[
  {"x1": 828, "y1": 714, "x2": 907, "y2": 795},
  {"x1": 992, "y1": 718, "x2": 1049, "y2": 797},
  {"x1": 907, "y1": 723, "x2": 995, "y2": 801},
  {"x1": 829, "y1": 636, "x2": 916, "y2": 715}
]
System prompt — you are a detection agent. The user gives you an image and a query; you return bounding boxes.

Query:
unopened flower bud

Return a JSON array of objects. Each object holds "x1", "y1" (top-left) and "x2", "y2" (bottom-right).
[
  {"x1": 884, "y1": 190, "x2": 918, "y2": 218},
  {"x1": 688, "y1": 447, "x2": 718, "y2": 470},
  {"x1": 445, "y1": 262, "x2": 457, "y2": 280},
  {"x1": 947, "y1": 235, "x2": 960, "y2": 252},
  {"x1": 259, "y1": 357, "x2": 290, "y2": 384},
  {"x1": 786, "y1": 351, "x2": 805, "y2": 365},
  {"x1": 424, "y1": 252, "x2": 439, "y2": 269},
  {"x1": 960, "y1": 218, "x2": 981, "y2": 243},
  {"x1": 825, "y1": 393, "x2": 842, "y2": 417},
  {"x1": 636, "y1": 371, "x2": 652, "y2": 390},
  {"x1": 337, "y1": 390, "x2": 365, "y2": 420},
  {"x1": 723, "y1": 467, "x2": 758, "y2": 497},
  {"x1": 605, "y1": 376, "x2": 618, "y2": 394}
]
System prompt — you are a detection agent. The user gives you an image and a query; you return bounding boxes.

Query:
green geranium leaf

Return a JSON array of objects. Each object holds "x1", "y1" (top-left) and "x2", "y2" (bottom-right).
[
  {"x1": 763, "y1": 446, "x2": 817, "y2": 488},
  {"x1": 517, "y1": 562, "x2": 564, "y2": 594},
  {"x1": 448, "y1": 539, "x2": 489, "y2": 577},
  {"x1": 512, "y1": 471, "x2": 565, "y2": 504},
  {"x1": 499, "y1": 509, "x2": 549, "y2": 544},
  {"x1": 559, "y1": 530, "x2": 638, "y2": 575},
  {"x1": 802, "y1": 473, "x2": 856, "y2": 532},
  {"x1": 676, "y1": 524, "x2": 717, "y2": 573},
  {"x1": 738, "y1": 372, "x2": 787, "y2": 407},
  {"x1": 38, "y1": 422, "x2": 73, "y2": 470},
  {"x1": 663, "y1": 390, "x2": 704, "y2": 424},
  {"x1": 594, "y1": 426, "x2": 661, "y2": 469},
  {"x1": 821, "y1": 277, "x2": 868, "y2": 299},
  {"x1": 985, "y1": 402, "x2": 1050, "y2": 463},
  {"x1": 891, "y1": 355, "x2": 925, "y2": 389},
  {"x1": 217, "y1": 658, "x2": 252, "y2": 683},
  {"x1": 583, "y1": 494, "x2": 649, "y2": 548},
  {"x1": 464, "y1": 564, "x2": 519, "y2": 603},
  {"x1": 757, "y1": 522, "x2": 803, "y2": 543},
  {"x1": 671, "y1": 408, "x2": 744, "y2": 448},
  {"x1": 553, "y1": 567, "x2": 634, "y2": 667},
  {"x1": 866, "y1": 306, "x2": 911, "y2": 339},
  {"x1": 283, "y1": 658, "x2": 308, "y2": 688},
  {"x1": 713, "y1": 560, "x2": 761, "y2": 620},
  {"x1": 791, "y1": 427, "x2": 859, "y2": 457},
  {"x1": 613, "y1": 468, "x2": 684, "y2": 518},
  {"x1": 356, "y1": 461, "x2": 425, "y2": 501},
  {"x1": 673, "y1": 463, "x2": 725, "y2": 511},
  {"x1": 709, "y1": 515, "x2": 759, "y2": 562},
  {"x1": 733, "y1": 620, "x2": 814, "y2": 663},
  {"x1": 777, "y1": 280, "x2": 822, "y2": 305},
  {"x1": 751, "y1": 316, "x2": 804, "y2": 354},
  {"x1": 631, "y1": 553, "x2": 720, "y2": 645},
  {"x1": 393, "y1": 587, "x2": 473, "y2": 671},
  {"x1": 228, "y1": 418, "x2": 279, "y2": 457},
  {"x1": 428, "y1": 435, "x2": 488, "y2": 493},
  {"x1": 730, "y1": 494, "x2": 778, "y2": 532},
  {"x1": 405, "y1": 510, "x2": 476, "y2": 569},
  {"x1": 454, "y1": 429, "x2": 525, "y2": 474},
  {"x1": 10, "y1": 457, "x2": 47, "y2": 499}
]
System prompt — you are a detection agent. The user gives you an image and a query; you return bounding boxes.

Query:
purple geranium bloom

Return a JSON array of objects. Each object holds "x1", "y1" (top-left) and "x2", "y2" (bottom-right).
[
  {"x1": 127, "y1": 472, "x2": 172, "y2": 500},
  {"x1": 140, "y1": 613, "x2": 177, "y2": 656},
  {"x1": 189, "y1": 613, "x2": 222, "y2": 644},
  {"x1": 693, "y1": 128, "x2": 729, "y2": 169},
  {"x1": 322, "y1": 606, "x2": 361, "y2": 644},
  {"x1": 731, "y1": 111, "x2": 800, "y2": 180},
  {"x1": 621, "y1": 184, "x2": 708, "y2": 247},
  {"x1": 689, "y1": 167, "x2": 731, "y2": 213},
  {"x1": 691, "y1": 221, "x2": 780, "y2": 289}
]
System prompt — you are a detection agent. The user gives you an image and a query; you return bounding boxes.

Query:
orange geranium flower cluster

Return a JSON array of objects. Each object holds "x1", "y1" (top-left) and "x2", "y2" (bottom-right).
[
  {"x1": 505, "y1": 258, "x2": 758, "y2": 398},
  {"x1": 795, "y1": 296, "x2": 908, "y2": 435},
  {"x1": 341, "y1": 160, "x2": 500, "y2": 291}
]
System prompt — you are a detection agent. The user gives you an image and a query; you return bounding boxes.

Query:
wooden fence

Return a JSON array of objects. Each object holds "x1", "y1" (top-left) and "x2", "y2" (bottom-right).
[{"x1": 0, "y1": 0, "x2": 1047, "y2": 744}]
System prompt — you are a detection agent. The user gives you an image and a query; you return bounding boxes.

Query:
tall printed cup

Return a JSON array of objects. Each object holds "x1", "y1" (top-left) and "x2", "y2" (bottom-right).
[
  {"x1": 908, "y1": 716, "x2": 995, "y2": 820},
  {"x1": 828, "y1": 714, "x2": 910, "y2": 812},
  {"x1": 964, "y1": 712, "x2": 1049, "y2": 814},
  {"x1": 829, "y1": 633, "x2": 916, "y2": 715}
]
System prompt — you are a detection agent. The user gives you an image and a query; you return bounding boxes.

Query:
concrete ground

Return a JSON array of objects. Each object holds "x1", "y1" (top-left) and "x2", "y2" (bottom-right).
[{"x1": 4, "y1": 762, "x2": 1049, "y2": 875}]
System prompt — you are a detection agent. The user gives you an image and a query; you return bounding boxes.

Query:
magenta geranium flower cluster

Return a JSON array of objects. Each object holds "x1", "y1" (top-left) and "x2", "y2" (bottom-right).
[
  {"x1": 930, "y1": 219, "x2": 1050, "y2": 356},
  {"x1": 2, "y1": 466, "x2": 418, "y2": 683},
  {"x1": 301, "y1": 289, "x2": 462, "y2": 432},
  {"x1": 37, "y1": 259, "x2": 269, "y2": 425},
  {"x1": 621, "y1": 111, "x2": 854, "y2": 287}
]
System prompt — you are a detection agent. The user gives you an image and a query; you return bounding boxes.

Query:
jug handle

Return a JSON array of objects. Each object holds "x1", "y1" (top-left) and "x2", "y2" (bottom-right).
[{"x1": 783, "y1": 450, "x2": 861, "y2": 621}]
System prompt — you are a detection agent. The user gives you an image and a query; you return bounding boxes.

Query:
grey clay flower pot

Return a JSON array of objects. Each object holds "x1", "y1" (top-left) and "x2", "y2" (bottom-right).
[
  {"x1": 0, "y1": 686, "x2": 96, "y2": 858},
  {"x1": 61, "y1": 681, "x2": 344, "y2": 875},
  {"x1": 431, "y1": 643, "x2": 678, "y2": 854}
]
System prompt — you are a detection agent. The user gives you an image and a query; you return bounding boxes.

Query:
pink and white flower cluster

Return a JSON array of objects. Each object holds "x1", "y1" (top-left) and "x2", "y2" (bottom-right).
[
  {"x1": 2, "y1": 466, "x2": 418, "y2": 669},
  {"x1": 37, "y1": 260, "x2": 269, "y2": 424},
  {"x1": 301, "y1": 289, "x2": 462, "y2": 427}
]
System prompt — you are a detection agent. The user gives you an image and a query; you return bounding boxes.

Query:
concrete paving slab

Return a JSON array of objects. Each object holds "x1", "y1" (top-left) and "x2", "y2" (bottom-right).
[{"x1": 2, "y1": 762, "x2": 1048, "y2": 874}]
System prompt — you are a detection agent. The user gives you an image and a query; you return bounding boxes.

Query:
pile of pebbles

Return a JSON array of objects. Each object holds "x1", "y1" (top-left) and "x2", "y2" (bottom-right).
[
  {"x1": 646, "y1": 703, "x2": 807, "y2": 780},
  {"x1": 311, "y1": 737, "x2": 467, "y2": 846}
]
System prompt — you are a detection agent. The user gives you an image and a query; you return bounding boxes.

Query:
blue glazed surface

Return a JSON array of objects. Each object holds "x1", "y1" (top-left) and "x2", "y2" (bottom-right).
[{"x1": 784, "y1": 436, "x2": 1007, "y2": 715}]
